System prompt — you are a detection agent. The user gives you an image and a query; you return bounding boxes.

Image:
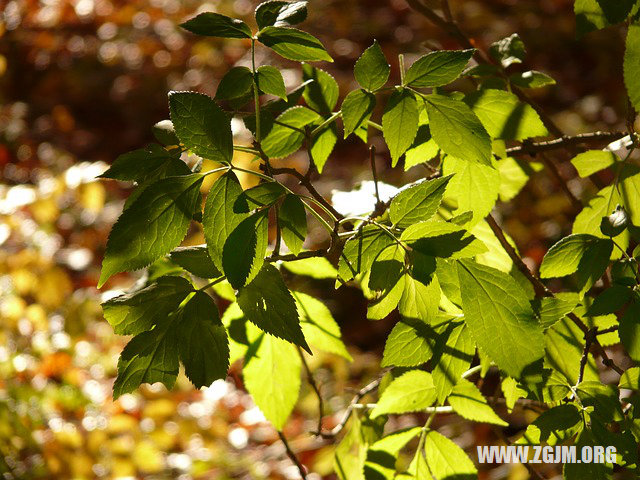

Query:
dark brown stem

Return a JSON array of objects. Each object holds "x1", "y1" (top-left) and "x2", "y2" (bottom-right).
[
  {"x1": 576, "y1": 328, "x2": 598, "y2": 386},
  {"x1": 370, "y1": 145, "x2": 382, "y2": 207},
  {"x1": 298, "y1": 348, "x2": 325, "y2": 436},
  {"x1": 506, "y1": 131, "x2": 627, "y2": 157},
  {"x1": 267, "y1": 248, "x2": 329, "y2": 262},
  {"x1": 277, "y1": 430, "x2": 308, "y2": 479}
]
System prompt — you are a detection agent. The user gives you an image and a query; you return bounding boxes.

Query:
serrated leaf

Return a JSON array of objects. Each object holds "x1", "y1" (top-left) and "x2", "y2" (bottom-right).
[
  {"x1": 389, "y1": 175, "x2": 452, "y2": 228},
  {"x1": 279, "y1": 194, "x2": 307, "y2": 255},
  {"x1": 619, "y1": 367, "x2": 640, "y2": 390},
  {"x1": 258, "y1": 26, "x2": 333, "y2": 62},
  {"x1": 381, "y1": 317, "x2": 438, "y2": 368},
  {"x1": 443, "y1": 156, "x2": 499, "y2": 226},
  {"x1": 625, "y1": 22, "x2": 640, "y2": 112},
  {"x1": 256, "y1": 65, "x2": 287, "y2": 99},
  {"x1": 237, "y1": 264, "x2": 310, "y2": 352},
  {"x1": 222, "y1": 210, "x2": 269, "y2": 289},
  {"x1": 576, "y1": 381, "x2": 624, "y2": 423},
  {"x1": 586, "y1": 285, "x2": 632, "y2": 316},
  {"x1": 399, "y1": 270, "x2": 440, "y2": 322},
  {"x1": 371, "y1": 370, "x2": 436, "y2": 418},
  {"x1": 113, "y1": 318, "x2": 179, "y2": 399},
  {"x1": 509, "y1": 70, "x2": 556, "y2": 89},
  {"x1": 403, "y1": 111, "x2": 439, "y2": 170},
  {"x1": 215, "y1": 66, "x2": 254, "y2": 100},
  {"x1": 169, "y1": 246, "x2": 221, "y2": 279},
  {"x1": 341, "y1": 89, "x2": 375, "y2": 138},
  {"x1": 457, "y1": 260, "x2": 544, "y2": 377},
  {"x1": 282, "y1": 256, "x2": 337, "y2": 279},
  {"x1": 425, "y1": 94, "x2": 492, "y2": 165},
  {"x1": 532, "y1": 293, "x2": 580, "y2": 328},
  {"x1": 464, "y1": 89, "x2": 548, "y2": 140},
  {"x1": 573, "y1": 183, "x2": 630, "y2": 249},
  {"x1": 177, "y1": 291, "x2": 229, "y2": 388},
  {"x1": 449, "y1": 379, "x2": 508, "y2": 426},
  {"x1": 354, "y1": 40, "x2": 390, "y2": 92},
  {"x1": 424, "y1": 430, "x2": 478, "y2": 480},
  {"x1": 293, "y1": 292, "x2": 351, "y2": 360},
  {"x1": 255, "y1": 0, "x2": 307, "y2": 29},
  {"x1": 432, "y1": 320, "x2": 475, "y2": 403},
  {"x1": 489, "y1": 33, "x2": 526, "y2": 68},
  {"x1": 501, "y1": 377, "x2": 527, "y2": 413},
  {"x1": 338, "y1": 225, "x2": 395, "y2": 282},
  {"x1": 261, "y1": 105, "x2": 321, "y2": 158},
  {"x1": 302, "y1": 63, "x2": 338, "y2": 113},
  {"x1": 203, "y1": 171, "x2": 250, "y2": 273},
  {"x1": 367, "y1": 244, "x2": 406, "y2": 320},
  {"x1": 102, "y1": 276, "x2": 194, "y2": 335},
  {"x1": 364, "y1": 427, "x2": 421, "y2": 480},
  {"x1": 404, "y1": 49, "x2": 474, "y2": 88},
  {"x1": 310, "y1": 122, "x2": 337, "y2": 172},
  {"x1": 99, "y1": 174, "x2": 204, "y2": 287},
  {"x1": 168, "y1": 91, "x2": 233, "y2": 163},
  {"x1": 239, "y1": 181, "x2": 286, "y2": 210},
  {"x1": 382, "y1": 89, "x2": 419, "y2": 166},
  {"x1": 99, "y1": 144, "x2": 183, "y2": 182},
  {"x1": 620, "y1": 300, "x2": 640, "y2": 362},
  {"x1": 575, "y1": 0, "x2": 635, "y2": 37},
  {"x1": 401, "y1": 221, "x2": 487, "y2": 259},
  {"x1": 180, "y1": 12, "x2": 252, "y2": 38},
  {"x1": 243, "y1": 332, "x2": 301, "y2": 429}
]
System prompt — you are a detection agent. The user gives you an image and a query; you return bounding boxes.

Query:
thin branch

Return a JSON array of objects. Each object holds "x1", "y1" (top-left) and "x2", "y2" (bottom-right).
[
  {"x1": 298, "y1": 348, "x2": 325, "y2": 436},
  {"x1": 272, "y1": 203, "x2": 282, "y2": 258},
  {"x1": 370, "y1": 145, "x2": 382, "y2": 207},
  {"x1": 277, "y1": 430, "x2": 308, "y2": 479},
  {"x1": 597, "y1": 325, "x2": 619, "y2": 336},
  {"x1": 267, "y1": 249, "x2": 329, "y2": 263},
  {"x1": 505, "y1": 131, "x2": 628, "y2": 157},
  {"x1": 538, "y1": 152, "x2": 583, "y2": 212},
  {"x1": 576, "y1": 328, "x2": 598, "y2": 386}
]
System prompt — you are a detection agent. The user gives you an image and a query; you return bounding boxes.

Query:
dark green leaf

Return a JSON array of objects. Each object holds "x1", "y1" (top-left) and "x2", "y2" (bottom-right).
[
  {"x1": 489, "y1": 33, "x2": 526, "y2": 68},
  {"x1": 509, "y1": 70, "x2": 556, "y2": 89},
  {"x1": 99, "y1": 144, "x2": 184, "y2": 182},
  {"x1": 341, "y1": 89, "x2": 376, "y2": 138},
  {"x1": 261, "y1": 105, "x2": 321, "y2": 158},
  {"x1": 256, "y1": 65, "x2": 287, "y2": 100},
  {"x1": 215, "y1": 66, "x2": 254, "y2": 100},
  {"x1": 237, "y1": 264, "x2": 310, "y2": 352},
  {"x1": 102, "y1": 276, "x2": 194, "y2": 335},
  {"x1": 310, "y1": 122, "x2": 338, "y2": 172},
  {"x1": 258, "y1": 26, "x2": 333, "y2": 62},
  {"x1": 389, "y1": 175, "x2": 451, "y2": 227},
  {"x1": 338, "y1": 225, "x2": 395, "y2": 282},
  {"x1": 620, "y1": 300, "x2": 640, "y2": 362},
  {"x1": 367, "y1": 244, "x2": 406, "y2": 320},
  {"x1": 354, "y1": 40, "x2": 390, "y2": 92},
  {"x1": 169, "y1": 91, "x2": 233, "y2": 163},
  {"x1": 255, "y1": 0, "x2": 307, "y2": 29},
  {"x1": 279, "y1": 194, "x2": 307, "y2": 255},
  {"x1": 586, "y1": 285, "x2": 632, "y2": 316},
  {"x1": 575, "y1": 0, "x2": 635, "y2": 37},
  {"x1": 99, "y1": 174, "x2": 204, "y2": 287},
  {"x1": 238, "y1": 181, "x2": 286, "y2": 210},
  {"x1": 169, "y1": 245, "x2": 221, "y2": 279},
  {"x1": 624, "y1": 21, "x2": 640, "y2": 112},
  {"x1": 223, "y1": 210, "x2": 269, "y2": 289},
  {"x1": 302, "y1": 64, "x2": 339, "y2": 113},
  {"x1": 152, "y1": 120, "x2": 180, "y2": 146},
  {"x1": 180, "y1": 12, "x2": 252, "y2": 38},
  {"x1": 401, "y1": 221, "x2": 487, "y2": 259},
  {"x1": 404, "y1": 49, "x2": 474, "y2": 87},
  {"x1": 382, "y1": 88, "x2": 419, "y2": 166}
]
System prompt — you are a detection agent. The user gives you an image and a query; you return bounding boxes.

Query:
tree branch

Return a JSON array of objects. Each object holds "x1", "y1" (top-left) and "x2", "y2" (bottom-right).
[
  {"x1": 298, "y1": 348, "x2": 325, "y2": 436},
  {"x1": 277, "y1": 430, "x2": 308, "y2": 479},
  {"x1": 506, "y1": 131, "x2": 628, "y2": 157},
  {"x1": 267, "y1": 248, "x2": 329, "y2": 263}
]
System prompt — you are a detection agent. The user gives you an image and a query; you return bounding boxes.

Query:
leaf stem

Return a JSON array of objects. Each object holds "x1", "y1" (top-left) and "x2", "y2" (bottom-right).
[
  {"x1": 310, "y1": 111, "x2": 342, "y2": 138},
  {"x1": 198, "y1": 276, "x2": 225, "y2": 291},
  {"x1": 251, "y1": 39, "x2": 261, "y2": 143}
]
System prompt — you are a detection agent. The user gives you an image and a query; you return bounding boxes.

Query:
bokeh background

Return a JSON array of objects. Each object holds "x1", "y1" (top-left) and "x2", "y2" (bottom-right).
[{"x1": 0, "y1": 0, "x2": 633, "y2": 478}]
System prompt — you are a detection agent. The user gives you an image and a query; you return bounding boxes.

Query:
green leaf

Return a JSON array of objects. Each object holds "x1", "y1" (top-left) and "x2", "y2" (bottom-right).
[
  {"x1": 575, "y1": 0, "x2": 635, "y2": 37},
  {"x1": 180, "y1": 12, "x2": 252, "y2": 38},
  {"x1": 279, "y1": 194, "x2": 307, "y2": 255},
  {"x1": 532, "y1": 293, "x2": 580, "y2": 328},
  {"x1": 261, "y1": 106, "x2": 321, "y2": 158},
  {"x1": 489, "y1": 33, "x2": 526, "y2": 68},
  {"x1": 243, "y1": 332, "x2": 301, "y2": 429},
  {"x1": 99, "y1": 144, "x2": 184, "y2": 182},
  {"x1": 354, "y1": 40, "x2": 390, "y2": 92},
  {"x1": 576, "y1": 381, "x2": 624, "y2": 423},
  {"x1": 457, "y1": 260, "x2": 544, "y2": 377},
  {"x1": 382, "y1": 89, "x2": 419, "y2": 166},
  {"x1": 404, "y1": 49, "x2": 474, "y2": 87},
  {"x1": 256, "y1": 65, "x2": 287, "y2": 100},
  {"x1": 367, "y1": 244, "x2": 406, "y2": 320},
  {"x1": 403, "y1": 109, "x2": 439, "y2": 170},
  {"x1": 364, "y1": 427, "x2": 421, "y2": 480},
  {"x1": 381, "y1": 317, "x2": 437, "y2": 368},
  {"x1": 282, "y1": 256, "x2": 337, "y2": 279},
  {"x1": 449, "y1": 379, "x2": 508, "y2": 426},
  {"x1": 424, "y1": 430, "x2": 478, "y2": 480},
  {"x1": 255, "y1": 0, "x2": 307, "y2": 29},
  {"x1": 102, "y1": 276, "x2": 194, "y2": 335},
  {"x1": 442, "y1": 156, "x2": 499, "y2": 226},
  {"x1": 501, "y1": 377, "x2": 527, "y2": 413},
  {"x1": 310, "y1": 122, "x2": 338, "y2": 172},
  {"x1": 432, "y1": 320, "x2": 475, "y2": 403},
  {"x1": 177, "y1": 291, "x2": 229, "y2": 388},
  {"x1": 586, "y1": 285, "x2": 632, "y2": 316},
  {"x1": 203, "y1": 171, "x2": 249, "y2": 273},
  {"x1": 168, "y1": 91, "x2": 233, "y2": 163},
  {"x1": 222, "y1": 210, "x2": 269, "y2": 289},
  {"x1": 545, "y1": 318, "x2": 599, "y2": 385},
  {"x1": 99, "y1": 174, "x2": 204, "y2": 287},
  {"x1": 371, "y1": 370, "x2": 436, "y2": 418},
  {"x1": 338, "y1": 225, "x2": 394, "y2": 282},
  {"x1": 302, "y1": 64, "x2": 339, "y2": 113},
  {"x1": 169, "y1": 246, "x2": 221, "y2": 279},
  {"x1": 293, "y1": 292, "x2": 351, "y2": 360},
  {"x1": 113, "y1": 318, "x2": 179, "y2": 399},
  {"x1": 620, "y1": 300, "x2": 640, "y2": 362},
  {"x1": 619, "y1": 367, "x2": 640, "y2": 390},
  {"x1": 497, "y1": 156, "x2": 543, "y2": 202},
  {"x1": 401, "y1": 221, "x2": 487, "y2": 259},
  {"x1": 517, "y1": 404, "x2": 582, "y2": 445},
  {"x1": 258, "y1": 26, "x2": 333, "y2": 62},
  {"x1": 399, "y1": 266, "x2": 440, "y2": 322},
  {"x1": 237, "y1": 264, "x2": 310, "y2": 352},
  {"x1": 509, "y1": 70, "x2": 556, "y2": 89},
  {"x1": 215, "y1": 66, "x2": 254, "y2": 100},
  {"x1": 570, "y1": 150, "x2": 618, "y2": 178},
  {"x1": 625, "y1": 22, "x2": 640, "y2": 112},
  {"x1": 239, "y1": 181, "x2": 287, "y2": 210},
  {"x1": 573, "y1": 183, "x2": 630, "y2": 249},
  {"x1": 464, "y1": 89, "x2": 548, "y2": 140},
  {"x1": 389, "y1": 175, "x2": 452, "y2": 228},
  {"x1": 425, "y1": 94, "x2": 492, "y2": 165},
  {"x1": 341, "y1": 89, "x2": 375, "y2": 138}
]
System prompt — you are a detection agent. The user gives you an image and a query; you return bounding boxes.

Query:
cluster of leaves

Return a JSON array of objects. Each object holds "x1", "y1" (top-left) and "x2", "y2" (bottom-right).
[{"x1": 98, "y1": 1, "x2": 640, "y2": 479}]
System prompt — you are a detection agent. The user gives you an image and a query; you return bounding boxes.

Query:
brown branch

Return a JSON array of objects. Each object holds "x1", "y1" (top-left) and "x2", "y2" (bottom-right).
[
  {"x1": 277, "y1": 430, "x2": 308, "y2": 479},
  {"x1": 538, "y1": 152, "x2": 583, "y2": 212},
  {"x1": 506, "y1": 131, "x2": 628, "y2": 157},
  {"x1": 267, "y1": 248, "x2": 329, "y2": 263},
  {"x1": 298, "y1": 348, "x2": 325, "y2": 436},
  {"x1": 576, "y1": 328, "x2": 598, "y2": 386}
]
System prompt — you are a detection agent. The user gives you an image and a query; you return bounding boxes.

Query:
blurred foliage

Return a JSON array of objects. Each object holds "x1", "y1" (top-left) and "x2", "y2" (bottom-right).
[{"x1": 0, "y1": 0, "x2": 635, "y2": 478}]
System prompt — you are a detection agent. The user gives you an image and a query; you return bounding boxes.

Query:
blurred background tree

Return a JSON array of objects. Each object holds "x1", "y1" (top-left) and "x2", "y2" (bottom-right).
[{"x1": 0, "y1": 0, "x2": 633, "y2": 478}]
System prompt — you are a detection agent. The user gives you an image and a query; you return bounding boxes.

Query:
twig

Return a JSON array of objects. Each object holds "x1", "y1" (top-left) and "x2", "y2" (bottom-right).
[
  {"x1": 267, "y1": 249, "x2": 329, "y2": 263},
  {"x1": 277, "y1": 430, "x2": 308, "y2": 479},
  {"x1": 596, "y1": 325, "x2": 619, "y2": 336},
  {"x1": 506, "y1": 131, "x2": 628, "y2": 157},
  {"x1": 538, "y1": 152, "x2": 583, "y2": 212},
  {"x1": 370, "y1": 145, "x2": 382, "y2": 207},
  {"x1": 298, "y1": 348, "x2": 325, "y2": 436},
  {"x1": 576, "y1": 328, "x2": 598, "y2": 386},
  {"x1": 272, "y1": 203, "x2": 282, "y2": 258}
]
